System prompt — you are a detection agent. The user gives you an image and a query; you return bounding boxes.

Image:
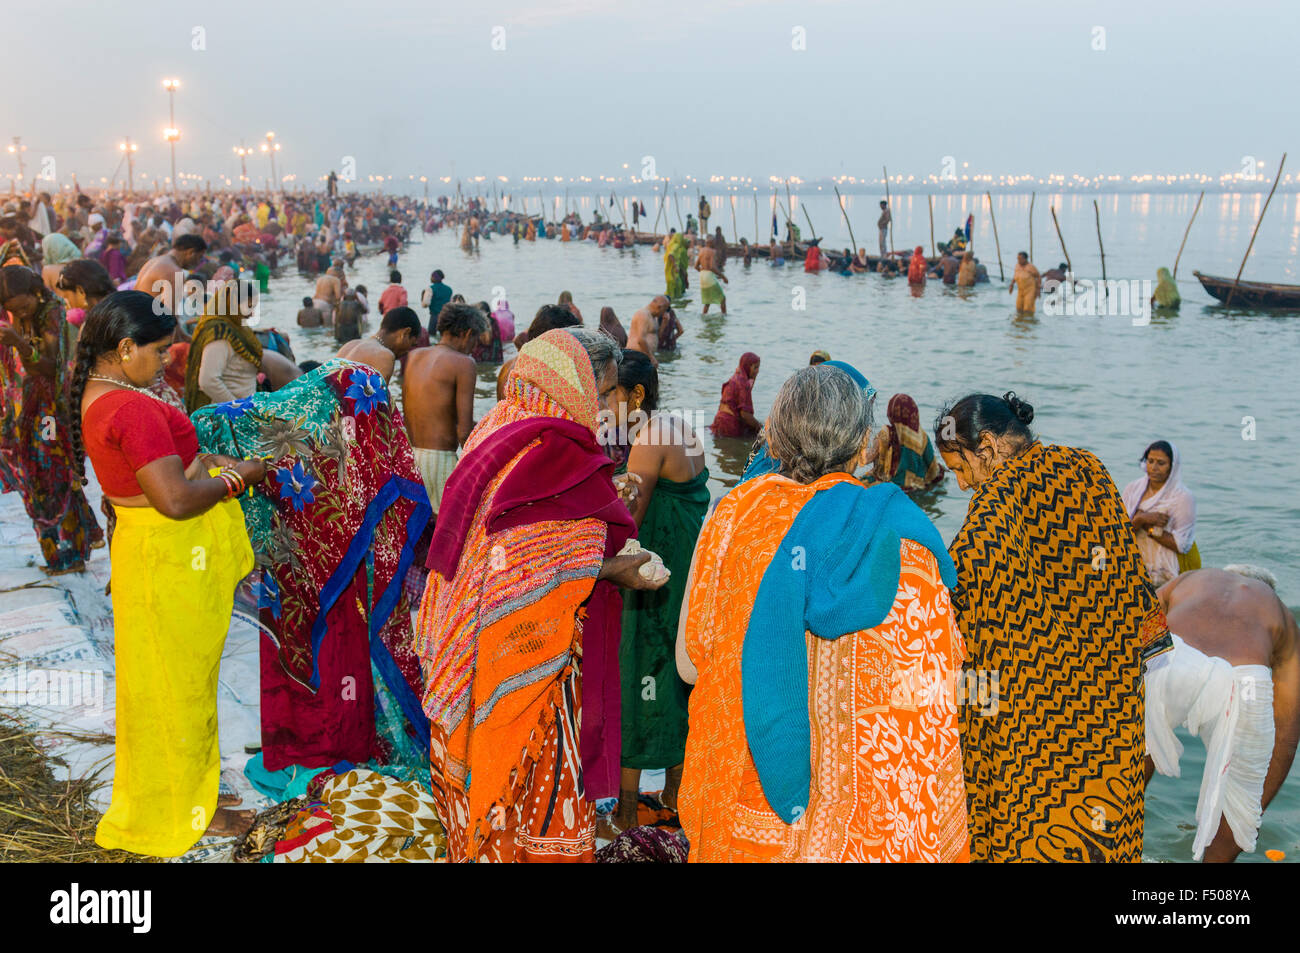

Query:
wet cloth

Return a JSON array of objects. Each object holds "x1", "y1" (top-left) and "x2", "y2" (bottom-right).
[
  {"x1": 1145, "y1": 633, "x2": 1273, "y2": 860},
  {"x1": 680, "y1": 472, "x2": 969, "y2": 863},
  {"x1": 415, "y1": 330, "x2": 635, "y2": 862},
  {"x1": 699, "y1": 269, "x2": 725, "y2": 306},
  {"x1": 0, "y1": 299, "x2": 103, "y2": 570},
  {"x1": 876, "y1": 393, "x2": 944, "y2": 492},
  {"x1": 412, "y1": 446, "x2": 458, "y2": 515},
  {"x1": 949, "y1": 443, "x2": 1173, "y2": 862},
  {"x1": 94, "y1": 497, "x2": 253, "y2": 856},
  {"x1": 192, "y1": 360, "x2": 431, "y2": 772},
  {"x1": 620, "y1": 467, "x2": 709, "y2": 769}
]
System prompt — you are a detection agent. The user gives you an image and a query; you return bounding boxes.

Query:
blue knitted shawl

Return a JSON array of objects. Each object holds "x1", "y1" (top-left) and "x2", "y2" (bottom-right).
[{"x1": 741, "y1": 479, "x2": 956, "y2": 823}]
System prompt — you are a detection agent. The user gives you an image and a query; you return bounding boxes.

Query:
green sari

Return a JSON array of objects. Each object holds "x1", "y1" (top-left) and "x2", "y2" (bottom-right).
[
  {"x1": 620, "y1": 466, "x2": 710, "y2": 769},
  {"x1": 1154, "y1": 267, "x2": 1181, "y2": 308}
]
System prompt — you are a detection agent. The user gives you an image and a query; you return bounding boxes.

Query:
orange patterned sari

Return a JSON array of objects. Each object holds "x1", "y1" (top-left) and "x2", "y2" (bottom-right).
[{"x1": 680, "y1": 472, "x2": 970, "y2": 862}]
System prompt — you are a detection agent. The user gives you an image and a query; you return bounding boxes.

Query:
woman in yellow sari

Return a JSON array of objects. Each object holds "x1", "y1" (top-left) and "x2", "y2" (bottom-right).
[
  {"x1": 73, "y1": 291, "x2": 268, "y2": 855},
  {"x1": 934, "y1": 391, "x2": 1172, "y2": 862},
  {"x1": 677, "y1": 364, "x2": 969, "y2": 863}
]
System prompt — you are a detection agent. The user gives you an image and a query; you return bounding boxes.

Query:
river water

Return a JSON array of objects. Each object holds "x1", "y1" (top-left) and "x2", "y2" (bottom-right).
[{"x1": 259, "y1": 191, "x2": 1299, "y2": 862}]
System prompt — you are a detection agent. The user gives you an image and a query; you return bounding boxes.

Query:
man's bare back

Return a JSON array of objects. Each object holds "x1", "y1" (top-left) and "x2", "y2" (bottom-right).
[
  {"x1": 1159, "y1": 569, "x2": 1295, "y2": 669},
  {"x1": 403, "y1": 343, "x2": 476, "y2": 451},
  {"x1": 337, "y1": 338, "x2": 396, "y2": 382},
  {"x1": 136, "y1": 252, "x2": 186, "y2": 311},
  {"x1": 628, "y1": 308, "x2": 658, "y2": 364}
]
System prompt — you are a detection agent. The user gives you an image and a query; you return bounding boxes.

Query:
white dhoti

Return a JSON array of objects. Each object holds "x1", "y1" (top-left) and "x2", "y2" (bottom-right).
[
  {"x1": 1145, "y1": 633, "x2": 1274, "y2": 860},
  {"x1": 412, "y1": 447, "x2": 459, "y2": 516}
]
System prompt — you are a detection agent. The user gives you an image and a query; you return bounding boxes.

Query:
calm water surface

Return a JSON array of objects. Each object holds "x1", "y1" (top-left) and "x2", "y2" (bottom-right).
[{"x1": 256, "y1": 192, "x2": 1300, "y2": 862}]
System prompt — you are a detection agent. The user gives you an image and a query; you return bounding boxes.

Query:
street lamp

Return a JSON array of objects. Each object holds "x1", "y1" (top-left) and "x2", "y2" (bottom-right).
[
  {"x1": 119, "y1": 137, "x2": 138, "y2": 193},
  {"x1": 6, "y1": 137, "x2": 25, "y2": 182},
  {"x1": 233, "y1": 141, "x2": 251, "y2": 189},
  {"x1": 259, "y1": 131, "x2": 281, "y2": 191},
  {"x1": 162, "y1": 78, "x2": 180, "y2": 189}
]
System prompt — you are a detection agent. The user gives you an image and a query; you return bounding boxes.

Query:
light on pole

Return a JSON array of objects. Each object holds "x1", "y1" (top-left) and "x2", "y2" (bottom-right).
[
  {"x1": 162, "y1": 78, "x2": 180, "y2": 190},
  {"x1": 233, "y1": 141, "x2": 251, "y2": 189},
  {"x1": 6, "y1": 137, "x2": 25, "y2": 183},
  {"x1": 259, "y1": 131, "x2": 281, "y2": 191},
  {"x1": 119, "y1": 137, "x2": 139, "y2": 193}
]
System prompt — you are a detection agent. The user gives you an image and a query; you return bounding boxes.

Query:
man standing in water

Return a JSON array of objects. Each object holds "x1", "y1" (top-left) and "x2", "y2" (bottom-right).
[
  {"x1": 877, "y1": 199, "x2": 891, "y2": 258},
  {"x1": 402, "y1": 303, "x2": 487, "y2": 518},
  {"x1": 336, "y1": 306, "x2": 421, "y2": 383},
  {"x1": 137, "y1": 234, "x2": 207, "y2": 316},
  {"x1": 628, "y1": 295, "x2": 670, "y2": 366},
  {"x1": 420, "y1": 269, "x2": 452, "y2": 332},
  {"x1": 1010, "y1": 251, "x2": 1041, "y2": 313},
  {"x1": 1147, "y1": 567, "x2": 1299, "y2": 863}
]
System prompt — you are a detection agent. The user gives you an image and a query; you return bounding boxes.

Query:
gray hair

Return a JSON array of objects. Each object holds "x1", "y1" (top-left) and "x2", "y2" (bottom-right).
[
  {"x1": 1223, "y1": 564, "x2": 1278, "y2": 591},
  {"x1": 567, "y1": 326, "x2": 623, "y2": 382},
  {"x1": 765, "y1": 365, "x2": 873, "y2": 484}
]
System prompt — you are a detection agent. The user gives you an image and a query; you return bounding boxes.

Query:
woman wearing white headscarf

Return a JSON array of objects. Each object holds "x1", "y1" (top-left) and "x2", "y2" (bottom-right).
[{"x1": 1121, "y1": 439, "x2": 1198, "y2": 587}]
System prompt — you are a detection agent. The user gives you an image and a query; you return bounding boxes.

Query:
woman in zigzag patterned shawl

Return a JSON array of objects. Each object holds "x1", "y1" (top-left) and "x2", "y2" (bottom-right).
[{"x1": 935, "y1": 392, "x2": 1172, "y2": 862}]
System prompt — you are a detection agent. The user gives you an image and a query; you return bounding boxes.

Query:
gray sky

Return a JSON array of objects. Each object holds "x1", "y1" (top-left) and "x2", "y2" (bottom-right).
[{"x1": 8, "y1": 0, "x2": 1297, "y2": 192}]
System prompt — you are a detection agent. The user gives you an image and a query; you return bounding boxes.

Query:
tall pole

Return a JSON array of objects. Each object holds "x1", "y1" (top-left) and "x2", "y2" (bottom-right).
[
  {"x1": 1172, "y1": 190, "x2": 1204, "y2": 279},
  {"x1": 882, "y1": 166, "x2": 894, "y2": 254},
  {"x1": 163, "y1": 79, "x2": 180, "y2": 191},
  {"x1": 986, "y1": 191, "x2": 1005, "y2": 281},
  {"x1": 1028, "y1": 191, "x2": 1035, "y2": 261},
  {"x1": 1227, "y1": 151, "x2": 1288, "y2": 306},
  {"x1": 834, "y1": 186, "x2": 858, "y2": 255},
  {"x1": 928, "y1": 194, "x2": 936, "y2": 259},
  {"x1": 1049, "y1": 205, "x2": 1071, "y2": 276},
  {"x1": 120, "y1": 137, "x2": 137, "y2": 194}
]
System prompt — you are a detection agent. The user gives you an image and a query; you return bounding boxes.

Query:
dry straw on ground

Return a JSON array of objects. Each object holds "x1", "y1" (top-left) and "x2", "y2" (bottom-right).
[{"x1": 0, "y1": 712, "x2": 150, "y2": 863}]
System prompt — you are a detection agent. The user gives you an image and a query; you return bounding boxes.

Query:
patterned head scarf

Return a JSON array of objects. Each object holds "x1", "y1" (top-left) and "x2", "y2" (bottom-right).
[{"x1": 508, "y1": 328, "x2": 599, "y2": 431}]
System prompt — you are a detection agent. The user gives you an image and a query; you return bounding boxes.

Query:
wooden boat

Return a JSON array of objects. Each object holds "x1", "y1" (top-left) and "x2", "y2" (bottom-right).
[{"x1": 1194, "y1": 271, "x2": 1300, "y2": 308}]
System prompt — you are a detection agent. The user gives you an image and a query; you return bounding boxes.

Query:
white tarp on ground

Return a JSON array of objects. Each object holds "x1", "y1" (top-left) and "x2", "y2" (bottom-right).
[{"x1": 0, "y1": 473, "x2": 270, "y2": 862}]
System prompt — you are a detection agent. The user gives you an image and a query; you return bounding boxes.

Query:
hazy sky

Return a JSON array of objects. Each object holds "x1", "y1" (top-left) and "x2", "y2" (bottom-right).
[{"x1": 7, "y1": 0, "x2": 1297, "y2": 191}]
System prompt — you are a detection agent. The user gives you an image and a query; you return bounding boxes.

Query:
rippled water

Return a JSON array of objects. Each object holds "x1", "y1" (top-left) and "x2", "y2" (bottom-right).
[{"x1": 259, "y1": 192, "x2": 1299, "y2": 862}]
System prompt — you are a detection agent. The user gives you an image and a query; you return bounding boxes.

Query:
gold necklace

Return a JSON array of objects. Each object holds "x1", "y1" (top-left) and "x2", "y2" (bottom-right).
[{"x1": 87, "y1": 374, "x2": 170, "y2": 404}]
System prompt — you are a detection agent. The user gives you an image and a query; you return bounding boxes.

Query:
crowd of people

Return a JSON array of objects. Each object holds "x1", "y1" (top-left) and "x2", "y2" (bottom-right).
[{"x1": 0, "y1": 184, "x2": 1296, "y2": 865}]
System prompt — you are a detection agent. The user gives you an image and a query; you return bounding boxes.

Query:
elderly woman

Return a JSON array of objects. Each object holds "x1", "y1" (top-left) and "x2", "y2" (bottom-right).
[
  {"x1": 0, "y1": 266, "x2": 104, "y2": 573},
  {"x1": 1122, "y1": 439, "x2": 1198, "y2": 587},
  {"x1": 676, "y1": 364, "x2": 968, "y2": 863},
  {"x1": 934, "y1": 392, "x2": 1172, "y2": 862},
  {"x1": 415, "y1": 327, "x2": 666, "y2": 862}
]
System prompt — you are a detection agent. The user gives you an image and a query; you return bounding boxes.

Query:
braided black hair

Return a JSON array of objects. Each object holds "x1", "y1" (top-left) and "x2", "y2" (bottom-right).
[{"x1": 69, "y1": 291, "x2": 177, "y2": 484}]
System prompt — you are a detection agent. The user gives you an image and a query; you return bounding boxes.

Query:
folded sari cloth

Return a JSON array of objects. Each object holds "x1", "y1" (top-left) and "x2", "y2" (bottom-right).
[
  {"x1": 950, "y1": 442, "x2": 1172, "y2": 862},
  {"x1": 193, "y1": 360, "x2": 431, "y2": 771},
  {"x1": 416, "y1": 329, "x2": 635, "y2": 861}
]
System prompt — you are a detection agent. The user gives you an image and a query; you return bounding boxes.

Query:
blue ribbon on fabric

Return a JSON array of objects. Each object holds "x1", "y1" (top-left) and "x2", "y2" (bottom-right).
[{"x1": 306, "y1": 474, "x2": 431, "y2": 743}]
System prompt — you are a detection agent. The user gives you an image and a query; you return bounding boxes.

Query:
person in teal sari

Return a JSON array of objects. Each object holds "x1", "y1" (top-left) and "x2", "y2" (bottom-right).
[{"x1": 609, "y1": 349, "x2": 709, "y2": 835}]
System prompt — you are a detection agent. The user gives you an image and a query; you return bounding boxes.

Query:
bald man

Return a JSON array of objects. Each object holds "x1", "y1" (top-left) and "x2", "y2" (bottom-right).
[{"x1": 1146, "y1": 567, "x2": 1299, "y2": 862}]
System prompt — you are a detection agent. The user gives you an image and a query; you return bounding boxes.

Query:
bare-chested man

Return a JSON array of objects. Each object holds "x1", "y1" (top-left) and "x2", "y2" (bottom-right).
[
  {"x1": 402, "y1": 303, "x2": 488, "y2": 516},
  {"x1": 336, "y1": 306, "x2": 421, "y2": 383},
  {"x1": 628, "y1": 295, "x2": 670, "y2": 366},
  {"x1": 136, "y1": 234, "x2": 207, "y2": 317},
  {"x1": 1145, "y1": 567, "x2": 1299, "y2": 862},
  {"x1": 313, "y1": 264, "x2": 345, "y2": 325}
]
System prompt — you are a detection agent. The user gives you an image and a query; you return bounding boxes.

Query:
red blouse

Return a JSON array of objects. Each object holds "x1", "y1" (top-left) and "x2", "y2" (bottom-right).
[{"x1": 83, "y1": 389, "x2": 200, "y2": 497}]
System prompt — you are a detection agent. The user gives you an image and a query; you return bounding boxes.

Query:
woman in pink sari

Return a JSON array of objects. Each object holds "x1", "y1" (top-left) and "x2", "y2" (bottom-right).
[{"x1": 711, "y1": 352, "x2": 762, "y2": 439}]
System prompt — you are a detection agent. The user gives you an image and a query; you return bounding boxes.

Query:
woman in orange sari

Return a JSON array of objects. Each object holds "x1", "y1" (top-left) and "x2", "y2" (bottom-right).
[
  {"x1": 415, "y1": 328, "x2": 665, "y2": 862},
  {"x1": 677, "y1": 364, "x2": 970, "y2": 862}
]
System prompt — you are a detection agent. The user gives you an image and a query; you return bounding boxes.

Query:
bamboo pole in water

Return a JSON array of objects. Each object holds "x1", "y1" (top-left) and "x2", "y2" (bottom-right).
[
  {"x1": 1028, "y1": 191, "x2": 1035, "y2": 261},
  {"x1": 1050, "y1": 205, "x2": 1072, "y2": 276},
  {"x1": 672, "y1": 185, "x2": 684, "y2": 232},
  {"x1": 730, "y1": 194, "x2": 739, "y2": 244},
  {"x1": 754, "y1": 190, "x2": 760, "y2": 245},
  {"x1": 785, "y1": 179, "x2": 795, "y2": 259},
  {"x1": 1172, "y1": 190, "x2": 1204, "y2": 279},
  {"x1": 834, "y1": 186, "x2": 858, "y2": 254},
  {"x1": 928, "y1": 195, "x2": 936, "y2": 259},
  {"x1": 986, "y1": 192, "x2": 1005, "y2": 281},
  {"x1": 1093, "y1": 199, "x2": 1107, "y2": 291},
  {"x1": 883, "y1": 166, "x2": 894, "y2": 254},
  {"x1": 1228, "y1": 152, "x2": 1287, "y2": 306}
]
